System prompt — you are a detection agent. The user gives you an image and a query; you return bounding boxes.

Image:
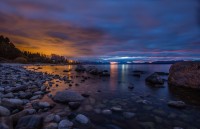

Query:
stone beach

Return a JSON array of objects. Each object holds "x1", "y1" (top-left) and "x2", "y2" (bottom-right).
[{"x1": 0, "y1": 63, "x2": 200, "y2": 129}]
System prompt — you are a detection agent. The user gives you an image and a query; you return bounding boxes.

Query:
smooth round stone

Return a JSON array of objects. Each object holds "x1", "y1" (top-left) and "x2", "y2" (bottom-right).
[
  {"x1": 168, "y1": 101, "x2": 186, "y2": 109},
  {"x1": 54, "y1": 115, "x2": 61, "y2": 122},
  {"x1": 102, "y1": 109, "x2": 112, "y2": 115},
  {"x1": 75, "y1": 114, "x2": 89, "y2": 124},
  {"x1": 23, "y1": 109, "x2": 36, "y2": 115},
  {"x1": 111, "y1": 107, "x2": 123, "y2": 112},
  {"x1": 0, "y1": 106, "x2": 10, "y2": 116},
  {"x1": 58, "y1": 119, "x2": 73, "y2": 129},
  {"x1": 38, "y1": 102, "x2": 51, "y2": 108}
]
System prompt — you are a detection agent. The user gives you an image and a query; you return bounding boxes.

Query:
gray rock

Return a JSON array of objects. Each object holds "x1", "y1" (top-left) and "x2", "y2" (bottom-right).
[
  {"x1": 0, "y1": 106, "x2": 10, "y2": 116},
  {"x1": 53, "y1": 90, "x2": 84, "y2": 103},
  {"x1": 1, "y1": 98, "x2": 24, "y2": 110},
  {"x1": 44, "y1": 114, "x2": 55, "y2": 122},
  {"x1": 18, "y1": 92, "x2": 32, "y2": 99},
  {"x1": 15, "y1": 115, "x2": 43, "y2": 129},
  {"x1": 3, "y1": 93, "x2": 14, "y2": 98},
  {"x1": 0, "y1": 87, "x2": 5, "y2": 92},
  {"x1": 30, "y1": 95, "x2": 42, "y2": 100},
  {"x1": 75, "y1": 114, "x2": 89, "y2": 124},
  {"x1": 111, "y1": 107, "x2": 123, "y2": 112},
  {"x1": 145, "y1": 73, "x2": 164, "y2": 85},
  {"x1": 8, "y1": 85, "x2": 27, "y2": 93},
  {"x1": 54, "y1": 115, "x2": 61, "y2": 122},
  {"x1": 168, "y1": 101, "x2": 186, "y2": 109},
  {"x1": 23, "y1": 109, "x2": 36, "y2": 115},
  {"x1": 58, "y1": 119, "x2": 73, "y2": 129},
  {"x1": 102, "y1": 109, "x2": 112, "y2": 115}
]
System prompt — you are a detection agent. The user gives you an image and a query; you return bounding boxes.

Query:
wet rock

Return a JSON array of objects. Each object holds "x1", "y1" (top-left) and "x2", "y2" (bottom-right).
[
  {"x1": 3, "y1": 93, "x2": 14, "y2": 98},
  {"x1": 111, "y1": 106, "x2": 123, "y2": 112},
  {"x1": 1, "y1": 98, "x2": 24, "y2": 110},
  {"x1": 15, "y1": 115, "x2": 43, "y2": 129},
  {"x1": 136, "y1": 99, "x2": 151, "y2": 104},
  {"x1": 53, "y1": 90, "x2": 84, "y2": 104},
  {"x1": 58, "y1": 119, "x2": 73, "y2": 129},
  {"x1": 18, "y1": 92, "x2": 32, "y2": 99},
  {"x1": 168, "y1": 62, "x2": 200, "y2": 89},
  {"x1": 68, "y1": 102, "x2": 81, "y2": 110},
  {"x1": 44, "y1": 123, "x2": 58, "y2": 129},
  {"x1": 102, "y1": 109, "x2": 112, "y2": 115},
  {"x1": 75, "y1": 114, "x2": 89, "y2": 124},
  {"x1": 23, "y1": 109, "x2": 36, "y2": 115},
  {"x1": 32, "y1": 101, "x2": 53, "y2": 111},
  {"x1": 30, "y1": 95, "x2": 42, "y2": 100},
  {"x1": 0, "y1": 106, "x2": 10, "y2": 116},
  {"x1": 168, "y1": 101, "x2": 186, "y2": 109},
  {"x1": 123, "y1": 112, "x2": 135, "y2": 119},
  {"x1": 7, "y1": 85, "x2": 27, "y2": 93},
  {"x1": 44, "y1": 114, "x2": 55, "y2": 122},
  {"x1": 0, "y1": 117, "x2": 13, "y2": 129},
  {"x1": 0, "y1": 87, "x2": 5, "y2": 92},
  {"x1": 145, "y1": 73, "x2": 164, "y2": 85},
  {"x1": 54, "y1": 115, "x2": 61, "y2": 122}
]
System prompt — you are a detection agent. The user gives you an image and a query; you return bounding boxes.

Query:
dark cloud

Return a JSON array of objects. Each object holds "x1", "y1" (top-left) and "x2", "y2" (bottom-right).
[{"x1": 0, "y1": 0, "x2": 199, "y2": 61}]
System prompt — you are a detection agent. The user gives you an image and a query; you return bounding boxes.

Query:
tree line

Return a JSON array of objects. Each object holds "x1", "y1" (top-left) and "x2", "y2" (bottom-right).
[{"x1": 0, "y1": 35, "x2": 73, "y2": 64}]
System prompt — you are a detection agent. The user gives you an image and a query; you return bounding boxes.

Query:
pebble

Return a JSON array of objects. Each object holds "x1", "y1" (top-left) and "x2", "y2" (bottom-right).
[
  {"x1": 58, "y1": 119, "x2": 73, "y2": 129},
  {"x1": 75, "y1": 114, "x2": 89, "y2": 124}
]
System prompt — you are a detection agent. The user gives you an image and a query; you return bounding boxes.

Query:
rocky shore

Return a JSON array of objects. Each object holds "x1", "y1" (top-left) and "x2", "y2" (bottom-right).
[{"x1": 0, "y1": 63, "x2": 199, "y2": 129}]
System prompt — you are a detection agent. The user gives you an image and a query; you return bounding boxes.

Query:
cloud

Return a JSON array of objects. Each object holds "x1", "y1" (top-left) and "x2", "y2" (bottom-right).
[{"x1": 0, "y1": 0, "x2": 199, "y2": 61}]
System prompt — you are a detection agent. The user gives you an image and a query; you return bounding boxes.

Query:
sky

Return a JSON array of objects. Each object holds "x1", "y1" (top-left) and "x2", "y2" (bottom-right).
[{"x1": 0, "y1": 0, "x2": 200, "y2": 62}]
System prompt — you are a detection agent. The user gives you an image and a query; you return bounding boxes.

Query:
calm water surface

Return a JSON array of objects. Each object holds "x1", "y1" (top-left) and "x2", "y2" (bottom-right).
[{"x1": 26, "y1": 64, "x2": 200, "y2": 129}]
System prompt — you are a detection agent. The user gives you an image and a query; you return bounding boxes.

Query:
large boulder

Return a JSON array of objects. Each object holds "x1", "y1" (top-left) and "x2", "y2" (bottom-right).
[
  {"x1": 53, "y1": 90, "x2": 84, "y2": 104},
  {"x1": 168, "y1": 62, "x2": 200, "y2": 89}
]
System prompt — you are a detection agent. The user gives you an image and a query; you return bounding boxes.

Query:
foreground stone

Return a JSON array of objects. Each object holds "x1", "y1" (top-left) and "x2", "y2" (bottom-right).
[
  {"x1": 168, "y1": 61, "x2": 200, "y2": 89},
  {"x1": 15, "y1": 115, "x2": 43, "y2": 129},
  {"x1": 58, "y1": 119, "x2": 73, "y2": 129},
  {"x1": 75, "y1": 114, "x2": 89, "y2": 124},
  {"x1": 0, "y1": 106, "x2": 10, "y2": 116},
  {"x1": 53, "y1": 90, "x2": 84, "y2": 104}
]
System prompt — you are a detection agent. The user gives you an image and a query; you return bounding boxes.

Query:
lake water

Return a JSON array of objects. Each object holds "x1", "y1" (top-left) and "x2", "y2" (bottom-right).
[{"x1": 26, "y1": 64, "x2": 200, "y2": 129}]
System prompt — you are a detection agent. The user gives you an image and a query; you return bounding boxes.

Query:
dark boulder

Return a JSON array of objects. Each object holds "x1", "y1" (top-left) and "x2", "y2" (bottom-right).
[
  {"x1": 145, "y1": 73, "x2": 164, "y2": 85},
  {"x1": 53, "y1": 90, "x2": 84, "y2": 104},
  {"x1": 168, "y1": 62, "x2": 200, "y2": 89}
]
